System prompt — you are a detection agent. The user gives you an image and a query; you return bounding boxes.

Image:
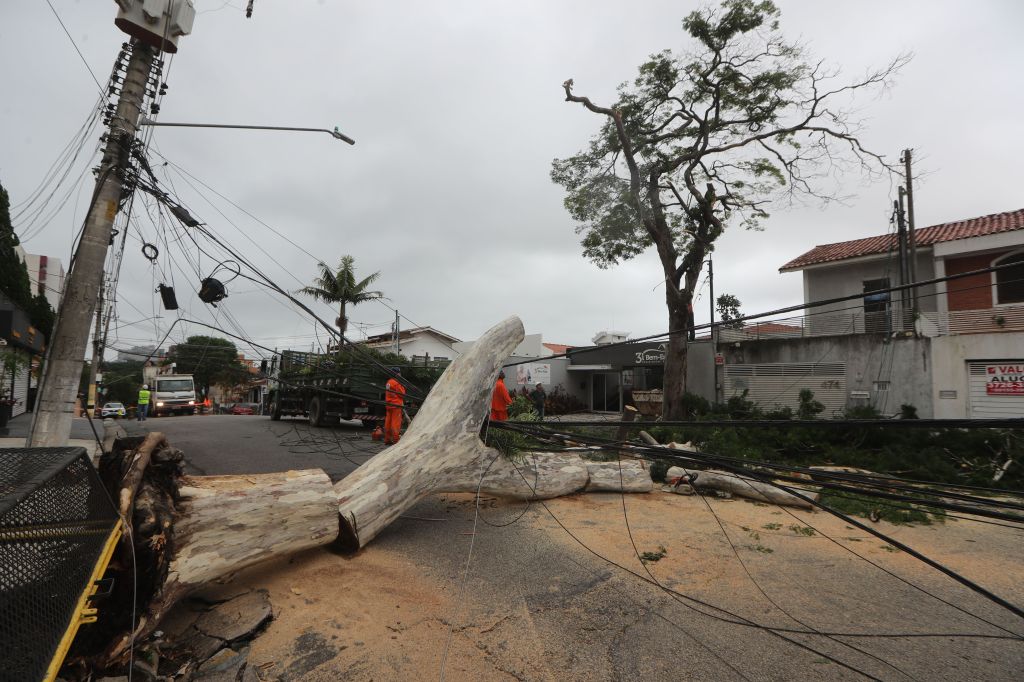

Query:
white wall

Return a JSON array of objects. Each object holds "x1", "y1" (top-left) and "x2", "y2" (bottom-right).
[
  {"x1": 21, "y1": 253, "x2": 65, "y2": 311},
  {"x1": 368, "y1": 332, "x2": 457, "y2": 361},
  {"x1": 931, "y1": 331, "x2": 1024, "y2": 418},
  {"x1": 452, "y1": 333, "x2": 544, "y2": 359},
  {"x1": 801, "y1": 252, "x2": 937, "y2": 314}
]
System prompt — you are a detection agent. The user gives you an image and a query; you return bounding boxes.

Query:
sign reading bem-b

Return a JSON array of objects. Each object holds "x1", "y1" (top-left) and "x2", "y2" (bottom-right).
[
  {"x1": 986, "y1": 364, "x2": 1024, "y2": 395},
  {"x1": 634, "y1": 344, "x2": 667, "y2": 365}
]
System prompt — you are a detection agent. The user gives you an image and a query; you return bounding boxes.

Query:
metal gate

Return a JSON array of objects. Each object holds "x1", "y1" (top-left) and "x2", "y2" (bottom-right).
[
  {"x1": 967, "y1": 361, "x2": 1024, "y2": 418},
  {"x1": 724, "y1": 362, "x2": 847, "y2": 417}
]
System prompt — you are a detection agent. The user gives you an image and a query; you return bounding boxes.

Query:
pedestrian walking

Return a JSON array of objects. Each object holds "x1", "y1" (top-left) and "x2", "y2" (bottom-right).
[
  {"x1": 490, "y1": 370, "x2": 513, "y2": 422},
  {"x1": 384, "y1": 367, "x2": 406, "y2": 445},
  {"x1": 137, "y1": 384, "x2": 151, "y2": 422},
  {"x1": 530, "y1": 382, "x2": 546, "y2": 419}
]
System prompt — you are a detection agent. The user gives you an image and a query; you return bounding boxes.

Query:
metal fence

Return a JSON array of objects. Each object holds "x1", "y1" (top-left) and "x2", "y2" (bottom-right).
[{"x1": 0, "y1": 447, "x2": 121, "y2": 682}]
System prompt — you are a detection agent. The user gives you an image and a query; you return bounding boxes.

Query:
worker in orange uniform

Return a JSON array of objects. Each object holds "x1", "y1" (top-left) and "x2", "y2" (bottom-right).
[
  {"x1": 490, "y1": 370, "x2": 513, "y2": 422},
  {"x1": 384, "y1": 367, "x2": 406, "y2": 445}
]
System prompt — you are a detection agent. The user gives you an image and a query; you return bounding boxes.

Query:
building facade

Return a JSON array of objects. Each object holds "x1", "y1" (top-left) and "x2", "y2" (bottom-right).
[
  {"x1": 364, "y1": 326, "x2": 460, "y2": 362},
  {"x1": 721, "y1": 208, "x2": 1024, "y2": 418},
  {"x1": 0, "y1": 293, "x2": 46, "y2": 420}
]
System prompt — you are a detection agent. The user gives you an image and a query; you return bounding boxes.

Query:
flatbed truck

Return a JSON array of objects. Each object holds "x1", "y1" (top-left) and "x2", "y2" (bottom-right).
[{"x1": 266, "y1": 350, "x2": 388, "y2": 427}]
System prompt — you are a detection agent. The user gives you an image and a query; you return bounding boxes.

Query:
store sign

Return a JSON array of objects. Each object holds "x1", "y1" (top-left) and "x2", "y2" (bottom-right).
[
  {"x1": 714, "y1": 353, "x2": 725, "y2": 366},
  {"x1": 986, "y1": 364, "x2": 1024, "y2": 395},
  {"x1": 515, "y1": 363, "x2": 551, "y2": 385},
  {"x1": 634, "y1": 344, "x2": 666, "y2": 364}
]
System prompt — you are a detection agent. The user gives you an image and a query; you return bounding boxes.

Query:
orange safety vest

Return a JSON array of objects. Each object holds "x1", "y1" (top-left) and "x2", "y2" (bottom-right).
[{"x1": 385, "y1": 377, "x2": 406, "y2": 407}]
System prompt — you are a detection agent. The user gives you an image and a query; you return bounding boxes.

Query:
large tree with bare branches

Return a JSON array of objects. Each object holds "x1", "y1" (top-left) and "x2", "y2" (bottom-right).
[{"x1": 551, "y1": 0, "x2": 908, "y2": 419}]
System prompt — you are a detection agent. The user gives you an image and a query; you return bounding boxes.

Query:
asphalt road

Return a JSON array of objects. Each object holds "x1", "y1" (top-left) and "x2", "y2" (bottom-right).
[{"x1": 141, "y1": 414, "x2": 1024, "y2": 681}]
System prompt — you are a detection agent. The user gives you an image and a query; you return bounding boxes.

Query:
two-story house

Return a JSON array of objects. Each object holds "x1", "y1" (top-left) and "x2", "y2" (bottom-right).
[
  {"x1": 363, "y1": 326, "x2": 460, "y2": 364},
  {"x1": 718, "y1": 208, "x2": 1024, "y2": 418}
]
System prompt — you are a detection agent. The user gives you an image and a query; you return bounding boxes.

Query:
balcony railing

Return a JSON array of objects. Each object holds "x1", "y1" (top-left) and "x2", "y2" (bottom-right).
[{"x1": 717, "y1": 304, "x2": 1024, "y2": 342}]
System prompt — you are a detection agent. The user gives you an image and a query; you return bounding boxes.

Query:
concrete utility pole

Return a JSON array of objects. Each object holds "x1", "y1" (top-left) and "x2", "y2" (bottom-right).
[
  {"x1": 30, "y1": 42, "x2": 157, "y2": 444},
  {"x1": 86, "y1": 276, "x2": 106, "y2": 416},
  {"x1": 29, "y1": 0, "x2": 195, "y2": 445},
  {"x1": 903, "y1": 149, "x2": 918, "y2": 314},
  {"x1": 393, "y1": 310, "x2": 400, "y2": 355},
  {"x1": 895, "y1": 192, "x2": 911, "y2": 331},
  {"x1": 29, "y1": 42, "x2": 156, "y2": 446}
]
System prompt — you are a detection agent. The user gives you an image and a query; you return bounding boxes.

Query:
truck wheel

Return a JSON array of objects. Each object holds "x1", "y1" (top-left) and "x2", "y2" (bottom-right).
[{"x1": 309, "y1": 396, "x2": 324, "y2": 427}]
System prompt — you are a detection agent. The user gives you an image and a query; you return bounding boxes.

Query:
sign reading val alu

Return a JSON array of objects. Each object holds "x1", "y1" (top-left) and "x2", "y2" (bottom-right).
[
  {"x1": 986, "y1": 364, "x2": 1024, "y2": 395},
  {"x1": 516, "y1": 363, "x2": 551, "y2": 385}
]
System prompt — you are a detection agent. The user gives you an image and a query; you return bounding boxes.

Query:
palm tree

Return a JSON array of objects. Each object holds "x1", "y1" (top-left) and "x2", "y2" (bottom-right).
[{"x1": 299, "y1": 255, "x2": 384, "y2": 338}]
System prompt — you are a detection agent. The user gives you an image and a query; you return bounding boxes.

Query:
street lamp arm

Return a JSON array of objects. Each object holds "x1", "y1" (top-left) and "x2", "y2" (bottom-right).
[{"x1": 139, "y1": 117, "x2": 355, "y2": 145}]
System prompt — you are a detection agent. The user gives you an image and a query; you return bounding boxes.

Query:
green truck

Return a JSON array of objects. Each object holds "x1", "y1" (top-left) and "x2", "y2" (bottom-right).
[{"x1": 266, "y1": 350, "x2": 389, "y2": 427}]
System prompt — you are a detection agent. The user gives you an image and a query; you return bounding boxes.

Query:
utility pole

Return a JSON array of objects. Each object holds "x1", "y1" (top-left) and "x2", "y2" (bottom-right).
[
  {"x1": 902, "y1": 149, "x2": 918, "y2": 315},
  {"x1": 393, "y1": 310, "x2": 400, "y2": 355},
  {"x1": 86, "y1": 276, "x2": 106, "y2": 417},
  {"x1": 29, "y1": 1, "x2": 195, "y2": 445},
  {"x1": 895, "y1": 194, "x2": 911, "y2": 332},
  {"x1": 707, "y1": 258, "x2": 716, "y2": 402}
]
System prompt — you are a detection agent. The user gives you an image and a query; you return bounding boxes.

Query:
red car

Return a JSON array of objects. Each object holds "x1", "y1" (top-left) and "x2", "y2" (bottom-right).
[{"x1": 230, "y1": 403, "x2": 257, "y2": 415}]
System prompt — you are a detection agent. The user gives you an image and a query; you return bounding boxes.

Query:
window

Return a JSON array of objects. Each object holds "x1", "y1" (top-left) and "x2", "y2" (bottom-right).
[
  {"x1": 862, "y1": 278, "x2": 891, "y2": 312},
  {"x1": 156, "y1": 379, "x2": 194, "y2": 392},
  {"x1": 862, "y1": 277, "x2": 891, "y2": 333},
  {"x1": 994, "y1": 251, "x2": 1024, "y2": 305}
]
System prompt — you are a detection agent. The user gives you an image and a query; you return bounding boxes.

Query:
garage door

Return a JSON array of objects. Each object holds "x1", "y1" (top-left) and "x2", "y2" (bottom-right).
[
  {"x1": 725, "y1": 362, "x2": 847, "y2": 417},
  {"x1": 967, "y1": 361, "x2": 1024, "y2": 418}
]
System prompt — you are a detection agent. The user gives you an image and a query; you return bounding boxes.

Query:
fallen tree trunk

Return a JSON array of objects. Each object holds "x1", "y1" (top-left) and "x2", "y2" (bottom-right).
[
  {"x1": 638, "y1": 431, "x2": 817, "y2": 508},
  {"x1": 665, "y1": 466, "x2": 817, "y2": 509},
  {"x1": 100, "y1": 469, "x2": 338, "y2": 663},
  {"x1": 333, "y1": 317, "x2": 652, "y2": 549},
  {"x1": 89, "y1": 315, "x2": 654, "y2": 667}
]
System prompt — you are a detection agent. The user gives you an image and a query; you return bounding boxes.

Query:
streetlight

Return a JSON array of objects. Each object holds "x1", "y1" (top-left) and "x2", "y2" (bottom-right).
[{"x1": 139, "y1": 117, "x2": 355, "y2": 145}]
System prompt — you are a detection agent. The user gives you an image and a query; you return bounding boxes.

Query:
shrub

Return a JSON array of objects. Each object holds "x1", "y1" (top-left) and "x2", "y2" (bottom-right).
[
  {"x1": 509, "y1": 395, "x2": 535, "y2": 418},
  {"x1": 545, "y1": 385, "x2": 588, "y2": 415}
]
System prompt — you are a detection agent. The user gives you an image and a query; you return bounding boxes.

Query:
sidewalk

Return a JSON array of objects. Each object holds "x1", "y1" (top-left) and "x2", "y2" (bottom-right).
[{"x1": 0, "y1": 413, "x2": 147, "y2": 458}]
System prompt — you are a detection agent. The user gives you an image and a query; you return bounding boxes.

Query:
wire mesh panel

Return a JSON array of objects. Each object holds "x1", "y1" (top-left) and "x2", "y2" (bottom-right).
[{"x1": 0, "y1": 447, "x2": 120, "y2": 682}]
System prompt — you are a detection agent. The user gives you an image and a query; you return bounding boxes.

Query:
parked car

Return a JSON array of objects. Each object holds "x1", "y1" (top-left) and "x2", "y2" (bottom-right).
[
  {"x1": 230, "y1": 403, "x2": 258, "y2": 415},
  {"x1": 100, "y1": 402, "x2": 126, "y2": 418}
]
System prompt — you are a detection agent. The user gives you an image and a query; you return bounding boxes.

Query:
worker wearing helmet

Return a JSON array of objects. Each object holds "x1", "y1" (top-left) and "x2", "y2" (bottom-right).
[
  {"x1": 137, "y1": 384, "x2": 151, "y2": 422},
  {"x1": 384, "y1": 367, "x2": 405, "y2": 445}
]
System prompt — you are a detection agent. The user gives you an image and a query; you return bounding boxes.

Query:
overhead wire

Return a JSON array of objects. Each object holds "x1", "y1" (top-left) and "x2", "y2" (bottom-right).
[
  {"x1": 612, "y1": 455, "x2": 901, "y2": 680},
  {"x1": 498, "y1": 421, "x2": 1024, "y2": 632}
]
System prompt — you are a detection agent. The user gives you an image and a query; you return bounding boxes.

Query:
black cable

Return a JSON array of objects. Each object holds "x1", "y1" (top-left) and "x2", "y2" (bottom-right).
[
  {"x1": 540, "y1": 417, "x2": 1024, "y2": 430},
  {"x1": 44, "y1": 0, "x2": 106, "y2": 95},
  {"x1": 82, "y1": 407, "x2": 108, "y2": 458},
  {"x1": 502, "y1": 421, "x2": 1024, "y2": 505},
  {"x1": 503, "y1": 259, "x2": 1024, "y2": 367},
  {"x1": 613, "y1": 455, "x2": 905, "y2": 680},
  {"x1": 505, "y1": 424, "x2": 1024, "y2": 629}
]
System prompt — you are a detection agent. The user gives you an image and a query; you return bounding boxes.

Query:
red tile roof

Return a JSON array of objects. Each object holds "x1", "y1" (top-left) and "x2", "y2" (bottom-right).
[
  {"x1": 746, "y1": 322, "x2": 803, "y2": 333},
  {"x1": 543, "y1": 343, "x2": 574, "y2": 355},
  {"x1": 779, "y1": 208, "x2": 1024, "y2": 272}
]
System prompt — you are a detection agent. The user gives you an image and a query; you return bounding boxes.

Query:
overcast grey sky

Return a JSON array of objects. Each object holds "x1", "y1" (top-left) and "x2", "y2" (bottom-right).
[{"x1": 2, "y1": 1, "x2": 1022, "y2": 359}]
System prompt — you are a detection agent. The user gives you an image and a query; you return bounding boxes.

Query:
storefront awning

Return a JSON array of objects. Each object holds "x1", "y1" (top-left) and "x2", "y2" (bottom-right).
[{"x1": 567, "y1": 364, "x2": 615, "y2": 371}]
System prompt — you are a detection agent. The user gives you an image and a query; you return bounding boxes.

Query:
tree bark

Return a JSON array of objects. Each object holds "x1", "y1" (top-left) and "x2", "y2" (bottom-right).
[
  {"x1": 665, "y1": 466, "x2": 818, "y2": 509},
  {"x1": 100, "y1": 469, "x2": 339, "y2": 663},
  {"x1": 332, "y1": 317, "x2": 651, "y2": 549}
]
